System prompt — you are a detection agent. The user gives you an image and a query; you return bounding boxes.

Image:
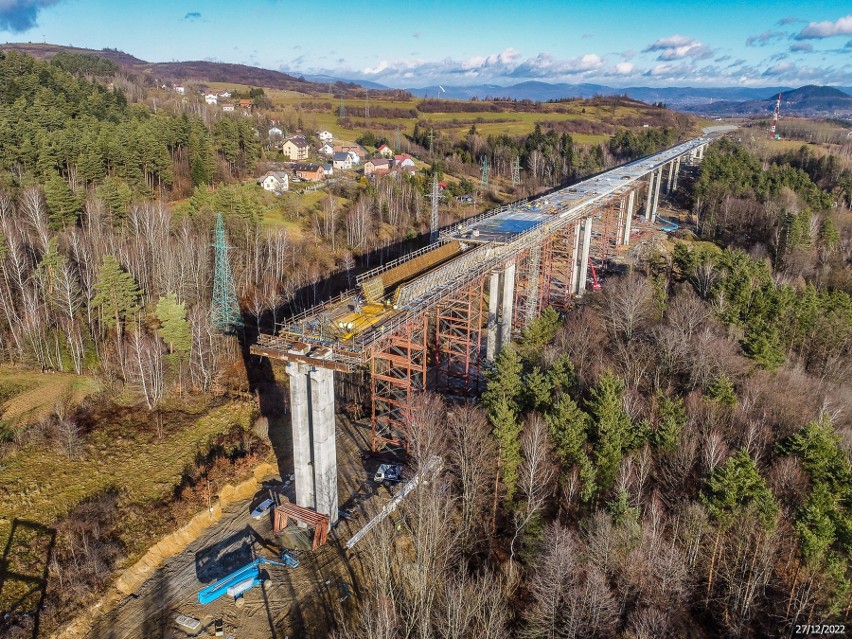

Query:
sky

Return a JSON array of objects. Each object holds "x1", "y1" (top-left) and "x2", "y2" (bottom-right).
[{"x1": 1, "y1": 0, "x2": 851, "y2": 88}]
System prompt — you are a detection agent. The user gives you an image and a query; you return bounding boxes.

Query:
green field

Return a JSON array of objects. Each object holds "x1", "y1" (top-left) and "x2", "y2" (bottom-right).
[{"x1": 203, "y1": 80, "x2": 694, "y2": 145}]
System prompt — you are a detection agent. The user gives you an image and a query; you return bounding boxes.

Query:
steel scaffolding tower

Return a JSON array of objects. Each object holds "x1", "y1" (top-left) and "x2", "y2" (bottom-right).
[
  {"x1": 511, "y1": 156, "x2": 521, "y2": 187},
  {"x1": 434, "y1": 278, "x2": 485, "y2": 395},
  {"x1": 211, "y1": 212, "x2": 242, "y2": 332},
  {"x1": 430, "y1": 174, "x2": 440, "y2": 244},
  {"x1": 369, "y1": 314, "x2": 428, "y2": 450}
]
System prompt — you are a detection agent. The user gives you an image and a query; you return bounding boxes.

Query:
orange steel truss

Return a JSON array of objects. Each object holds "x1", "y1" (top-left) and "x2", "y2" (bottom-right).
[
  {"x1": 434, "y1": 277, "x2": 486, "y2": 396},
  {"x1": 590, "y1": 202, "x2": 619, "y2": 263},
  {"x1": 369, "y1": 313, "x2": 428, "y2": 451},
  {"x1": 511, "y1": 247, "x2": 535, "y2": 337},
  {"x1": 539, "y1": 222, "x2": 579, "y2": 311},
  {"x1": 273, "y1": 503, "x2": 329, "y2": 550}
]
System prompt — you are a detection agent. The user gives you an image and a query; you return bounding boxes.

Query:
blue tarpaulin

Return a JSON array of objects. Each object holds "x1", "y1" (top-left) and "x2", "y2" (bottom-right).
[{"x1": 495, "y1": 220, "x2": 538, "y2": 233}]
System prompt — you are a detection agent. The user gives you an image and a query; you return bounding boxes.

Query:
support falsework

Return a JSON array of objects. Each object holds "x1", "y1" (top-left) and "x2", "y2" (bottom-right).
[
  {"x1": 435, "y1": 277, "x2": 486, "y2": 395},
  {"x1": 540, "y1": 222, "x2": 580, "y2": 311},
  {"x1": 285, "y1": 345, "x2": 338, "y2": 528},
  {"x1": 369, "y1": 313, "x2": 428, "y2": 451}
]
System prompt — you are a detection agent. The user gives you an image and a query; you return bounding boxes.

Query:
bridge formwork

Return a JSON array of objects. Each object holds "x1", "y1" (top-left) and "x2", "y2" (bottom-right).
[{"x1": 250, "y1": 135, "x2": 714, "y2": 523}]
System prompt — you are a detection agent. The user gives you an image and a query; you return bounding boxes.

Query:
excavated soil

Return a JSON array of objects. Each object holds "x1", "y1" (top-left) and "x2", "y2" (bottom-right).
[{"x1": 62, "y1": 416, "x2": 400, "y2": 639}]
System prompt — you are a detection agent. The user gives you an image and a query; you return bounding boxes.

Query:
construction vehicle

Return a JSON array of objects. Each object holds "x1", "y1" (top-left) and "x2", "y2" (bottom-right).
[
  {"x1": 373, "y1": 463, "x2": 403, "y2": 486},
  {"x1": 197, "y1": 557, "x2": 291, "y2": 607},
  {"x1": 279, "y1": 549, "x2": 300, "y2": 568}
]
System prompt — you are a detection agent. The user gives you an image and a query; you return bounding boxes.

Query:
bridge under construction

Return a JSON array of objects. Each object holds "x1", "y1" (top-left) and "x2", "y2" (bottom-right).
[{"x1": 250, "y1": 134, "x2": 715, "y2": 527}]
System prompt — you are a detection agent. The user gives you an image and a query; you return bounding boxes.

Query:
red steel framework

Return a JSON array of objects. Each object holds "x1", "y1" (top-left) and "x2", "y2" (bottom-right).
[
  {"x1": 369, "y1": 313, "x2": 428, "y2": 451},
  {"x1": 539, "y1": 222, "x2": 579, "y2": 311},
  {"x1": 434, "y1": 276, "x2": 486, "y2": 396},
  {"x1": 590, "y1": 202, "x2": 619, "y2": 263},
  {"x1": 511, "y1": 247, "x2": 536, "y2": 337}
]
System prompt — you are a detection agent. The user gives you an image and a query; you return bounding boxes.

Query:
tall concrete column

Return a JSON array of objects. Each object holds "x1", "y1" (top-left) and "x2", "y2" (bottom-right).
[
  {"x1": 666, "y1": 160, "x2": 675, "y2": 193},
  {"x1": 575, "y1": 217, "x2": 593, "y2": 298},
  {"x1": 651, "y1": 167, "x2": 663, "y2": 222},
  {"x1": 486, "y1": 271, "x2": 500, "y2": 361},
  {"x1": 499, "y1": 262, "x2": 516, "y2": 347},
  {"x1": 286, "y1": 354, "x2": 315, "y2": 515},
  {"x1": 622, "y1": 190, "x2": 635, "y2": 247},
  {"x1": 569, "y1": 222, "x2": 582, "y2": 294},
  {"x1": 309, "y1": 348, "x2": 337, "y2": 528},
  {"x1": 644, "y1": 170, "x2": 656, "y2": 220},
  {"x1": 616, "y1": 197, "x2": 626, "y2": 245},
  {"x1": 671, "y1": 157, "x2": 681, "y2": 191}
]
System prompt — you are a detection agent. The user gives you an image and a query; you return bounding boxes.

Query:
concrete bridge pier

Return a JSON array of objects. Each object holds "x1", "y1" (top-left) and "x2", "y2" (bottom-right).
[
  {"x1": 285, "y1": 346, "x2": 338, "y2": 528},
  {"x1": 666, "y1": 160, "x2": 675, "y2": 193},
  {"x1": 651, "y1": 166, "x2": 663, "y2": 222},
  {"x1": 499, "y1": 262, "x2": 516, "y2": 348},
  {"x1": 671, "y1": 157, "x2": 681, "y2": 191},
  {"x1": 644, "y1": 170, "x2": 656, "y2": 221},
  {"x1": 573, "y1": 217, "x2": 593, "y2": 298},
  {"x1": 622, "y1": 190, "x2": 635, "y2": 247},
  {"x1": 485, "y1": 262, "x2": 517, "y2": 360}
]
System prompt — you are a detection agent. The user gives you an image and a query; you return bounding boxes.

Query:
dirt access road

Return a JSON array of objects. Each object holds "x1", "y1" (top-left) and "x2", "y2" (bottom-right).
[{"x1": 85, "y1": 416, "x2": 399, "y2": 639}]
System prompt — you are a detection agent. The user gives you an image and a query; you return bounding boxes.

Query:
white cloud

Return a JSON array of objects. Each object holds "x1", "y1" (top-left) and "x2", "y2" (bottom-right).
[
  {"x1": 745, "y1": 31, "x2": 786, "y2": 47},
  {"x1": 796, "y1": 15, "x2": 852, "y2": 39},
  {"x1": 363, "y1": 60, "x2": 391, "y2": 75},
  {"x1": 644, "y1": 35, "x2": 713, "y2": 60},
  {"x1": 789, "y1": 42, "x2": 813, "y2": 53},
  {"x1": 614, "y1": 62, "x2": 634, "y2": 75}
]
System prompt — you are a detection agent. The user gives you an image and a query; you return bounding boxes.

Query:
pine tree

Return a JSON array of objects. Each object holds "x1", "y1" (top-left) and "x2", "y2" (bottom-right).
[
  {"x1": 43, "y1": 175, "x2": 82, "y2": 229},
  {"x1": 482, "y1": 345, "x2": 524, "y2": 413},
  {"x1": 92, "y1": 255, "x2": 141, "y2": 338},
  {"x1": 155, "y1": 293, "x2": 191, "y2": 354},
  {"x1": 653, "y1": 393, "x2": 686, "y2": 451},
  {"x1": 491, "y1": 394, "x2": 523, "y2": 503},
  {"x1": 702, "y1": 449, "x2": 779, "y2": 530},
  {"x1": 588, "y1": 371, "x2": 632, "y2": 493},
  {"x1": 524, "y1": 367, "x2": 552, "y2": 412},
  {"x1": 707, "y1": 372, "x2": 737, "y2": 406}
]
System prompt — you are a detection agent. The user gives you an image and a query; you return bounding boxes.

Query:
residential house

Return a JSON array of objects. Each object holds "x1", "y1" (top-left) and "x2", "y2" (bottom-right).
[
  {"x1": 332, "y1": 152, "x2": 353, "y2": 171},
  {"x1": 205, "y1": 93, "x2": 218, "y2": 105},
  {"x1": 322, "y1": 163, "x2": 334, "y2": 177},
  {"x1": 393, "y1": 154, "x2": 416, "y2": 169},
  {"x1": 173, "y1": 85, "x2": 185, "y2": 95},
  {"x1": 238, "y1": 99, "x2": 253, "y2": 110},
  {"x1": 317, "y1": 130, "x2": 333, "y2": 143},
  {"x1": 282, "y1": 136, "x2": 310, "y2": 161},
  {"x1": 317, "y1": 143, "x2": 334, "y2": 156},
  {"x1": 334, "y1": 144, "x2": 368, "y2": 162},
  {"x1": 346, "y1": 150, "x2": 361, "y2": 166},
  {"x1": 221, "y1": 103, "x2": 235, "y2": 112},
  {"x1": 257, "y1": 171, "x2": 289, "y2": 193},
  {"x1": 294, "y1": 163, "x2": 325, "y2": 182},
  {"x1": 218, "y1": 91, "x2": 232, "y2": 99},
  {"x1": 364, "y1": 158, "x2": 391, "y2": 176},
  {"x1": 376, "y1": 144, "x2": 393, "y2": 158},
  {"x1": 268, "y1": 126, "x2": 284, "y2": 137}
]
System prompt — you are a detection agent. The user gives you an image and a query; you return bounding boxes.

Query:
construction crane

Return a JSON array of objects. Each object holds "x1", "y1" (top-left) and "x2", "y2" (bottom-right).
[
  {"x1": 769, "y1": 93, "x2": 782, "y2": 140},
  {"x1": 197, "y1": 557, "x2": 291, "y2": 607}
]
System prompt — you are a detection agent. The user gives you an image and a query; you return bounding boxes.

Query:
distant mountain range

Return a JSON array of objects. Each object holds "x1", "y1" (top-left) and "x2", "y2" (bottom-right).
[
  {"x1": 680, "y1": 85, "x2": 852, "y2": 117},
  {"x1": 305, "y1": 75, "x2": 852, "y2": 111},
  {"x1": 5, "y1": 43, "x2": 852, "y2": 115}
]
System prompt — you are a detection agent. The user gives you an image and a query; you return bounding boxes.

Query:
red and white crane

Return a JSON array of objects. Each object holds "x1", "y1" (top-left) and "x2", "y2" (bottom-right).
[{"x1": 769, "y1": 93, "x2": 782, "y2": 139}]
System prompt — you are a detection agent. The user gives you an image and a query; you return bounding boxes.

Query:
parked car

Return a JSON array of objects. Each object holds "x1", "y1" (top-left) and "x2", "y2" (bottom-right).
[{"x1": 250, "y1": 498, "x2": 275, "y2": 519}]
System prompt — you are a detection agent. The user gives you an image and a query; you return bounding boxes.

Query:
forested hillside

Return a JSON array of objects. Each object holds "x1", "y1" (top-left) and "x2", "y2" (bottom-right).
[{"x1": 335, "y1": 139, "x2": 852, "y2": 639}]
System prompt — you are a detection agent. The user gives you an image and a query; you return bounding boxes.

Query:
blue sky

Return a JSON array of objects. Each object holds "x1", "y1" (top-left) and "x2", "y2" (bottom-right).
[{"x1": 2, "y1": 0, "x2": 851, "y2": 87}]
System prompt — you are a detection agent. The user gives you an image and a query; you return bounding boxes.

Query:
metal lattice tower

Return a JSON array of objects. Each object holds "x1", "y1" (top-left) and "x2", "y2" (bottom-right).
[
  {"x1": 430, "y1": 174, "x2": 440, "y2": 244},
  {"x1": 480, "y1": 155, "x2": 489, "y2": 191},
  {"x1": 429, "y1": 129, "x2": 434, "y2": 156},
  {"x1": 338, "y1": 93, "x2": 346, "y2": 120},
  {"x1": 211, "y1": 212, "x2": 242, "y2": 332},
  {"x1": 512, "y1": 156, "x2": 521, "y2": 186}
]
